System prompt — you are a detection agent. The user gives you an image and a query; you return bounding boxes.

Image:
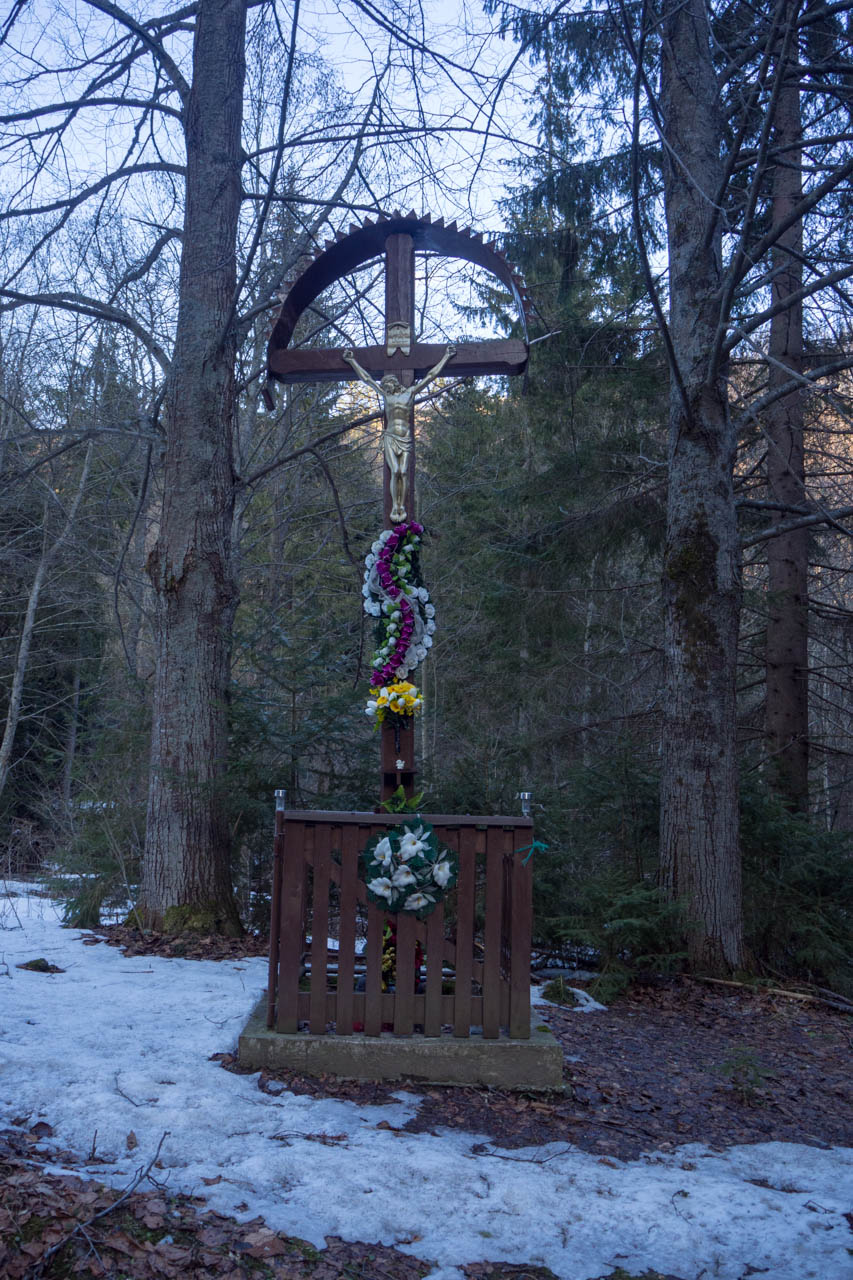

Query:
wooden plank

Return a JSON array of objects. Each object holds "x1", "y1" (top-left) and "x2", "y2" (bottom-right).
[
  {"x1": 276, "y1": 821, "x2": 306, "y2": 1033},
  {"x1": 298, "y1": 992, "x2": 337, "y2": 1022},
  {"x1": 382, "y1": 716, "x2": 415, "y2": 802},
  {"x1": 346, "y1": 993, "x2": 484, "y2": 1027},
  {"x1": 309, "y1": 825, "x2": 331, "y2": 1035},
  {"x1": 394, "y1": 913, "x2": 416, "y2": 1035},
  {"x1": 509, "y1": 832, "x2": 533, "y2": 1039},
  {"x1": 284, "y1": 809, "x2": 532, "y2": 829},
  {"x1": 459, "y1": 995, "x2": 481, "y2": 1024},
  {"x1": 453, "y1": 827, "x2": 475, "y2": 1038},
  {"x1": 385, "y1": 233, "x2": 415, "y2": 330},
  {"x1": 424, "y1": 903, "x2": 445, "y2": 1037},
  {"x1": 482, "y1": 827, "x2": 504, "y2": 1038},
  {"x1": 266, "y1": 806, "x2": 285, "y2": 1028},
  {"x1": 268, "y1": 339, "x2": 529, "y2": 384},
  {"x1": 364, "y1": 902, "x2": 385, "y2": 1036},
  {"x1": 500, "y1": 850, "x2": 512, "y2": 1028},
  {"x1": 335, "y1": 824, "x2": 359, "y2": 1035}
]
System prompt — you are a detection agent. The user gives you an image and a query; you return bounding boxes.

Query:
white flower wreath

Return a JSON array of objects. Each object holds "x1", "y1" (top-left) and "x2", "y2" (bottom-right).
[{"x1": 361, "y1": 821, "x2": 458, "y2": 918}]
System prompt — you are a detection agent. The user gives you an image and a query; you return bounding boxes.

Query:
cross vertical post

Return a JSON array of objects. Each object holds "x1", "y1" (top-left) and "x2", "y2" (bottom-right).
[{"x1": 381, "y1": 233, "x2": 417, "y2": 804}]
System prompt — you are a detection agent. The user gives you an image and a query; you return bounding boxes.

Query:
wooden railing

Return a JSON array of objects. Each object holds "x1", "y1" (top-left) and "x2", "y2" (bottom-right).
[{"x1": 267, "y1": 810, "x2": 534, "y2": 1039}]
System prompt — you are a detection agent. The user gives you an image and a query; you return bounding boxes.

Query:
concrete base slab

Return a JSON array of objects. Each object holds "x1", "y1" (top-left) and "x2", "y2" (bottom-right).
[{"x1": 238, "y1": 998, "x2": 564, "y2": 1090}]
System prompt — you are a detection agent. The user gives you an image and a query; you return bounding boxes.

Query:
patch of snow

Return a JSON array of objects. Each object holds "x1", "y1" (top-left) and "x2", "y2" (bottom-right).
[
  {"x1": 569, "y1": 986, "x2": 608, "y2": 1013},
  {"x1": 1, "y1": 883, "x2": 851, "y2": 1280},
  {"x1": 531, "y1": 981, "x2": 607, "y2": 1012}
]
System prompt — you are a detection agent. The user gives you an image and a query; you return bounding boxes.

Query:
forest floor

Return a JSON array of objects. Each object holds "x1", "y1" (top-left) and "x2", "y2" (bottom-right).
[{"x1": 1, "y1": 894, "x2": 852, "y2": 1280}]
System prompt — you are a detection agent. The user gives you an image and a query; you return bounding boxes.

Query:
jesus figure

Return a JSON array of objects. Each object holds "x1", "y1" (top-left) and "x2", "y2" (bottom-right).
[{"x1": 343, "y1": 345, "x2": 456, "y2": 522}]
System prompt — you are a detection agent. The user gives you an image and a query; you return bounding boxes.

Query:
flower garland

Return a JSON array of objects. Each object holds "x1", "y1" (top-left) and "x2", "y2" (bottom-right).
[
  {"x1": 361, "y1": 521, "x2": 436, "y2": 688},
  {"x1": 361, "y1": 821, "x2": 458, "y2": 919}
]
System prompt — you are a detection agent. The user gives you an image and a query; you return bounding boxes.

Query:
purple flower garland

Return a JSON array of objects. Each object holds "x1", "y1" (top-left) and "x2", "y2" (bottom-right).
[{"x1": 362, "y1": 521, "x2": 436, "y2": 686}]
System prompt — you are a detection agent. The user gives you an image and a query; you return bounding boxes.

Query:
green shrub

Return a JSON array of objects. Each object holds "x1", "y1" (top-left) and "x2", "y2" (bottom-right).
[
  {"x1": 552, "y1": 872, "x2": 687, "y2": 1002},
  {"x1": 740, "y1": 779, "x2": 853, "y2": 997},
  {"x1": 529, "y1": 760, "x2": 853, "y2": 999}
]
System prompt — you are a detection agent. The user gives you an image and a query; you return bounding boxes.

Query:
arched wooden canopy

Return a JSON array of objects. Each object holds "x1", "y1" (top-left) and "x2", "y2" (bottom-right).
[{"x1": 266, "y1": 210, "x2": 530, "y2": 385}]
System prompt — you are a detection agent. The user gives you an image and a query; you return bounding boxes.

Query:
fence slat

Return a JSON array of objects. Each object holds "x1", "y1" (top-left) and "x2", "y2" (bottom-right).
[
  {"x1": 276, "y1": 821, "x2": 306, "y2": 1033},
  {"x1": 364, "y1": 902, "x2": 385, "y2": 1036},
  {"x1": 500, "y1": 850, "x2": 512, "y2": 1028},
  {"x1": 482, "y1": 827, "x2": 504, "y2": 1038},
  {"x1": 335, "y1": 823, "x2": 359, "y2": 1035},
  {"x1": 453, "y1": 827, "x2": 476, "y2": 1037},
  {"x1": 394, "y1": 913, "x2": 416, "y2": 1035},
  {"x1": 424, "y1": 903, "x2": 444, "y2": 1037},
  {"x1": 309, "y1": 825, "x2": 331, "y2": 1035},
  {"x1": 509, "y1": 830, "x2": 533, "y2": 1038},
  {"x1": 267, "y1": 807, "x2": 285, "y2": 1028}
]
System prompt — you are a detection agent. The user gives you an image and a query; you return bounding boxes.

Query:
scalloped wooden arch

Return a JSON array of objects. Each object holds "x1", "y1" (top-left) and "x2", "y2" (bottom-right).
[{"x1": 266, "y1": 210, "x2": 531, "y2": 380}]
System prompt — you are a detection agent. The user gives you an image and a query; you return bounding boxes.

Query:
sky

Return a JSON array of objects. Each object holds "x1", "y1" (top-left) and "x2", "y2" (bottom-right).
[{"x1": 2, "y1": 881, "x2": 852, "y2": 1280}]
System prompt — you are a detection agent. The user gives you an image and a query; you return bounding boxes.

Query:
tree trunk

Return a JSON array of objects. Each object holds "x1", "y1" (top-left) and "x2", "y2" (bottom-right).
[
  {"x1": 0, "y1": 444, "x2": 93, "y2": 803},
  {"x1": 658, "y1": 0, "x2": 744, "y2": 973},
  {"x1": 142, "y1": 0, "x2": 247, "y2": 935},
  {"x1": 61, "y1": 652, "x2": 82, "y2": 826},
  {"x1": 766, "y1": 27, "x2": 808, "y2": 813}
]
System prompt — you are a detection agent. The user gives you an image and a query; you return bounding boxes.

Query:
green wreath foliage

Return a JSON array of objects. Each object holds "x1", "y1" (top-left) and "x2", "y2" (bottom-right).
[{"x1": 360, "y1": 821, "x2": 458, "y2": 919}]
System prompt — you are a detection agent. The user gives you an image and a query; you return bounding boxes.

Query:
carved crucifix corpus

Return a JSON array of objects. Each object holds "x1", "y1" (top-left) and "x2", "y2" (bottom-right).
[
  {"x1": 266, "y1": 212, "x2": 530, "y2": 798},
  {"x1": 343, "y1": 345, "x2": 456, "y2": 522}
]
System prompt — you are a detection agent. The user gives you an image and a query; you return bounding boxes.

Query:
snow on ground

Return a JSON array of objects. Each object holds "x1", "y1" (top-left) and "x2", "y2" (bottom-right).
[
  {"x1": 530, "y1": 980, "x2": 608, "y2": 1013},
  {"x1": 1, "y1": 882, "x2": 851, "y2": 1280}
]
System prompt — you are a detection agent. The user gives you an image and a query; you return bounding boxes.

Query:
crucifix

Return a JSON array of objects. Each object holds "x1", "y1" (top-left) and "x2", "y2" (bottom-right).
[{"x1": 265, "y1": 212, "x2": 530, "y2": 804}]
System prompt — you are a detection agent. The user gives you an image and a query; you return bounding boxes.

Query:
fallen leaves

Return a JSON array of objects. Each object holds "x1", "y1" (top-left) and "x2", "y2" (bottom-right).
[
  {"x1": 79, "y1": 925, "x2": 269, "y2": 964},
  {"x1": 244, "y1": 1227, "x2": 292, "y2": 1258},
  {"x1": 237, "y1": 980, "x2": 853, "y2": 1163},
  {"x1": 0, "y1": 1131, "x2": 436, "y2": 1279}
]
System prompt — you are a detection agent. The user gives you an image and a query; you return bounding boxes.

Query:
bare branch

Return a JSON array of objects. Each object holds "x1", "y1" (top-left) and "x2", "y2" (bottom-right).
[
  {"x1": 0, "y1": 95, "x2": 184, "y2": 125},
  {"x1": 724, "y1": 263, "x2": 853, "y2": 355},
  {"x1": 0, "y1": 289, "x2": 171, "y2": 371},
  {"x1": 82, "y1": 0, "x2": 190, "y2": 103},
  {"x1": 741, "y1": 504, "x2": 853, "y2": 547},
  {"x1": 0, "y1": 163, "x2": 185, "y2": 221}
]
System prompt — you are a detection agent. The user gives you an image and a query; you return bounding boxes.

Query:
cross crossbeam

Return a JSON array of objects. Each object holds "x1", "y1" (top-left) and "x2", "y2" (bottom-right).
[{"x1": 268, "y1": 337, "x2": 528, "y2": 384}]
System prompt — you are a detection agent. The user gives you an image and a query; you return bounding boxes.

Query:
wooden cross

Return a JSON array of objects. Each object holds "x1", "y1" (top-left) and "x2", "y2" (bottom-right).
[{"x1": 267, "y1": 227, "x2": 528, "y2": 802}]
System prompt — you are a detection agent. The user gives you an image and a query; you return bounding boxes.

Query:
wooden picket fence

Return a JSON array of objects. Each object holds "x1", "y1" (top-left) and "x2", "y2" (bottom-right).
[{"x1": 267, "y1": 809, "x2": 534, "y2": 1039}]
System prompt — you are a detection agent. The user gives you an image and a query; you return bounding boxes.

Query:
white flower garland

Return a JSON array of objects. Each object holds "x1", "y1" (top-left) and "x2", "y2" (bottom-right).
[{"x1": 362, "y1": 521, "x2": 437, "y2": 687}]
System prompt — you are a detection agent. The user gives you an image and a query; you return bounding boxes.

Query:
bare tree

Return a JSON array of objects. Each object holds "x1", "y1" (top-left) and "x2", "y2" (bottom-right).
[
  {"x1": 0, "y1": 0, "x2": 505, "y2": 929},
  {"x1": 654, "y1": 0, "x2": 743, "y2": 971},
  {"x1": 765, "y1": 5, "x2": 808, "y2": 813},
  {"x1": 0, "y1": 442, "x2": 94, "y2": 803},
  {"x1": 640, "y1": 0, "x2": 853, "y2": 968}
]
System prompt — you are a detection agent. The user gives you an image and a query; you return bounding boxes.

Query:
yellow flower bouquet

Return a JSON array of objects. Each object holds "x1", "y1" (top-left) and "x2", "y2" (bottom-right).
[{"x1": 364, "y1": 680, "x2": 424, "y2": 726}]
